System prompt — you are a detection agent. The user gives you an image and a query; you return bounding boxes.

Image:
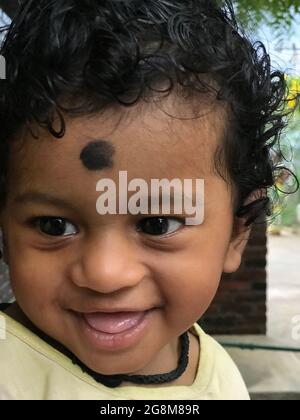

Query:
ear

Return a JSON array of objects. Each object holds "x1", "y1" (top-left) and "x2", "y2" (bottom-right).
[
  {"x1": 223, "y1": 188, "x2": 267, "y2": 273},
  {"x1": 223, "y1": 217, "x2": 252, "y2": 274}
]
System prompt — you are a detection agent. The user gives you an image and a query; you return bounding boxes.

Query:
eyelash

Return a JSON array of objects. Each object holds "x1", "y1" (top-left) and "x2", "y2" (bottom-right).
[
  {"x1": 28, "y1": 216, "x2": 78, "y2": 237},
  {"x1": 136, "y1": 217, "x2": 186, "y2": 237},
  {"x1": 27, "y1": 215, "x2": 187, "y2": 238}
]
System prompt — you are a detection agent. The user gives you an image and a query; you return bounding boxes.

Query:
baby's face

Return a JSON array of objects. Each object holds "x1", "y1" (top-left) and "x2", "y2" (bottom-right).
[{"x1": 0, "y1": 99, "x2": 248, "y2": 375}]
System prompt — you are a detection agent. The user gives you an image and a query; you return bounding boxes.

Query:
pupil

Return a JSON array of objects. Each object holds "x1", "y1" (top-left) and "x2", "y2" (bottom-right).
[
  {"x1": 40, "y1": 218, "x2": 66, "y2": 236},
  {"x1": 144, "y1": 218, "x2": 168, "y2": 235}
]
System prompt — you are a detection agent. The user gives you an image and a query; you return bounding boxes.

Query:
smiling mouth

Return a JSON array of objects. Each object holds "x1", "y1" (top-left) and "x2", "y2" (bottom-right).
[
  {"x1": 73, "y1": 308, "x2": 157, "y2": 351},
  {"x1": 82, "y1": 311, "x2": 148, "y2": 334}
]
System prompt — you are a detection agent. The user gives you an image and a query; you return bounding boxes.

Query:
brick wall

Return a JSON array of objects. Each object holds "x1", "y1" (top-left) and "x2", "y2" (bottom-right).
[{"x1": 200, "y1": 222, "x2": 267, "y2": 335}]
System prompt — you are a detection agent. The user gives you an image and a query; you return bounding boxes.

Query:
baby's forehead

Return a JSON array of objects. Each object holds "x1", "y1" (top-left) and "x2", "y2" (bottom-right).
[
  {"x1": 5, "y1": 107, "x2": 233, "y2": 216},
  {"x1": 10, "y1": 104, "x2": 225, "y2": 183}
]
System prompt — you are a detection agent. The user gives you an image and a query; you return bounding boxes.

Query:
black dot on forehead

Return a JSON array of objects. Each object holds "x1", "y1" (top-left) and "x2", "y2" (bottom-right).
[{"x1": 80, "y1": 140, "x2": 115, "y2": 171}]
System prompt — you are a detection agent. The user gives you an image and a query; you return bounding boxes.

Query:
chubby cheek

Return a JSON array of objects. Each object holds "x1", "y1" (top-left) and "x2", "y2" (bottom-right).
[
  {"x1": 8, "y1": 245, "x2": 64, "y2": 327},
  {"x1": 153, "y1": 236, "x2": 229, "y2": 332}
]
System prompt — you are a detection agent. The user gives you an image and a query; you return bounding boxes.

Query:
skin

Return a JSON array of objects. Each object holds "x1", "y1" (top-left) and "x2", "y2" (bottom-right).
[{"x1": 0, "y1": 95, "x2": 251, "y2": 387}]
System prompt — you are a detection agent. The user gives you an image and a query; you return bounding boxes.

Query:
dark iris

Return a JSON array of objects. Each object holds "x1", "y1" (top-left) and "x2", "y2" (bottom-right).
[
  {"x1": 38, "y1": 217, "x2": 68, "y2": 236},
  {"x1": 138, "y1": 217, "x2": 172, "y2": 236}
]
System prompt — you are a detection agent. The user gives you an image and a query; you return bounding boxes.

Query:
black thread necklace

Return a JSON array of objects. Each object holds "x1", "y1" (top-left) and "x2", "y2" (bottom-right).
[
  {"x1": 0, "y1": 302, "x2": 190, "y2": 389},
  {"x1": 70, "y1": 332, "x2": 190, "y2": 388}
]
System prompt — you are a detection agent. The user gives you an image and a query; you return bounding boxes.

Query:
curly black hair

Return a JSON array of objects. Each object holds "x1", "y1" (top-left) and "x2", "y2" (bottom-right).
[{"x1": 0, "y1": 0, "x2": 299, "y2": 227}]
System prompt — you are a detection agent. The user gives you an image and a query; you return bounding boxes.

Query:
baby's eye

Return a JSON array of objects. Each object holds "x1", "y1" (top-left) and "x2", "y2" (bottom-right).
[
  {"x1": 34, "y1": 217, "x2": 78, "y2": 237},
  {"x1": 136, "y1": 217, "x2": 185, "y2": 236}
]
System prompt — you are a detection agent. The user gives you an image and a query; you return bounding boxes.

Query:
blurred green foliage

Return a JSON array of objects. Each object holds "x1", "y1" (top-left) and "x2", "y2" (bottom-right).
[
  {"x1": 281, "y1": 88, "x2": 300, "y2": 226},
  {"x1": 234, "y1": 0, "x2": 300, "y2": 32}
]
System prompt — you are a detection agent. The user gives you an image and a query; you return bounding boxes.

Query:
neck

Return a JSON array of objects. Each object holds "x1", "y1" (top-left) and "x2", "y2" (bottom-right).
[
  {"x1": 5, "y1": 302, "x2": 200, "y2": 387},
  {"x1": 119, "y1": 330, "x2": 200, "y2": 388}
]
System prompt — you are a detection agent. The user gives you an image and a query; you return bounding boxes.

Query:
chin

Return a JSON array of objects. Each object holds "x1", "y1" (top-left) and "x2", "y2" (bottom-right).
[{"x1": 76, "y1": 351, "x2": 149, "y2": 377}]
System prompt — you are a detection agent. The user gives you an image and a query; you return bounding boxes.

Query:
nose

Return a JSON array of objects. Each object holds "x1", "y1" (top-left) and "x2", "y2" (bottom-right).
[{"x1": 70, "y1": 228, "x2": 146, "y2": 294}]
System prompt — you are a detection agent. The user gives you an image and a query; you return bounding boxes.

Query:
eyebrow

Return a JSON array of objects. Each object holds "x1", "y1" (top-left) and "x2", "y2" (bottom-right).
[
  {"x1": 13, "y1": 191, "x2": 76, "y2": 210},
  {"x1": 13, "y1": 190, "x2": 202, "y2": 213}
]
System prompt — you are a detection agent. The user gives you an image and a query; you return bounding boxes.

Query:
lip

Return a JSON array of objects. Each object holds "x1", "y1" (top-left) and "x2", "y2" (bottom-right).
[
  {"x1": 75, "y1": 307, "x2": 155, "y2": 314},
  {"x1": 75, "y1": 309, "x2": 156, "y2": 352}
]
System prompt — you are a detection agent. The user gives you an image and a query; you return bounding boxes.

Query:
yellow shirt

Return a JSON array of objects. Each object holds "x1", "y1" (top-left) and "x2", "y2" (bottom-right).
[{"x1": 0, "y1": 311, "x2": 250, "y2": 400}]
